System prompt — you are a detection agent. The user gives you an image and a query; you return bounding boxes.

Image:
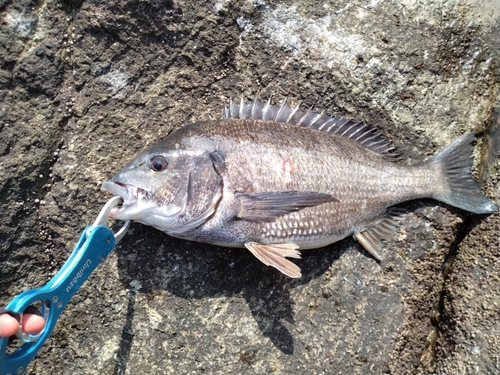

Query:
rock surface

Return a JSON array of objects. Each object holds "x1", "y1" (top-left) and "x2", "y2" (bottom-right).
[{"x1": 0, "y1": 0, "x2": 498, "y2": 374}]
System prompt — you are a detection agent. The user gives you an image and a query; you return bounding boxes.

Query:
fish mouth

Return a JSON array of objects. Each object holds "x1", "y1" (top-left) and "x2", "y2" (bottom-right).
[
  {"x1": 101, "y1": 179, "x2": 187, "y2": 230},
  {"x1": 101, "y1": 177, "x2": 222, "y2": 234},
  {"x1": 101, "y1": 181, "x2": 149, "y2": 219}
]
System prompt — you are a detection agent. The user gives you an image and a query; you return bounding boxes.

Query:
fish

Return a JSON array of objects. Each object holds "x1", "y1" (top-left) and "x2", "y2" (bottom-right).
[{"x1": 101, "y1": 95, "x2": 498, "y2": 278}]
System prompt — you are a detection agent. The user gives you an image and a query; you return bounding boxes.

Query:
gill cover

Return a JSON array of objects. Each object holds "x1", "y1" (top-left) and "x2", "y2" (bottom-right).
[
  {"x1": 102, "y1": 128, "x2": 223, "y2": 234},
  {"x1": 163, "y1": 148, "x2": 224, "y2": 234}
]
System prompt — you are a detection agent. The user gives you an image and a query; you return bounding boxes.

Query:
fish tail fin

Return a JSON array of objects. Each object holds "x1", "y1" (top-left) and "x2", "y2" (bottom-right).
[{"x1": 431, "y1": 133, "x2": 498, "y2": 214}]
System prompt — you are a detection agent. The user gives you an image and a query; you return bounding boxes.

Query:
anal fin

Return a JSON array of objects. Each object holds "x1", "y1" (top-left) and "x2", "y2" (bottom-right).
[
  {"x1": 245, "y1": 242, "x2": 302, "y2": 278},
  {"x1": 354, "y1": 210, "x2": 403, "y2": 260}
]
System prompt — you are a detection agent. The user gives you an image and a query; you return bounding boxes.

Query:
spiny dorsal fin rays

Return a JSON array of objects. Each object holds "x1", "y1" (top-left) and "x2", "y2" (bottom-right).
[
  {"x1": 308, "y1": 111, "x2": 325, "y2": 127},
  {"x1": 337, "y1": 120, "x2": 365, "y2": 137},
  {"x1": 251, "y1": 93, "x2": 259, "y2": 119},
  {"x1": 239, "y1": 93, "x2": 245, "y2": 119},
  {"x1": 357, "y1": 131, "x2": 379, "y2": 144},
  {"x1": 223, "y1": 95, "x2": 397, "y2": 159},
  {"x1": 347, "y1": 123, "x2": 369, "y2": 139},
  {"x1": 296, "y1": 106, "x2": 312, "y2": 126},
  {"x1": 262, "y1": 96, "x2": 272, "y2": 120},
  {"x1": 227, "y1": 95, "x2": 234, "y2": 118},
  {"x1": 275, "y1": 97, "x2": 289, "y2": 122},
  {"x1": 317, "y1": 117, "x2": 336, "y2": 131},
  {"x1": 285, "y1": 101, "x2": 303, "y2": 124}
]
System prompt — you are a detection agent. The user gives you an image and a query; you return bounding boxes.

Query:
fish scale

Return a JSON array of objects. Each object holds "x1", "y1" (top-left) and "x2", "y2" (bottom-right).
[{"x1": 101, "y1": 97, "x2": 497, "y2": 278}]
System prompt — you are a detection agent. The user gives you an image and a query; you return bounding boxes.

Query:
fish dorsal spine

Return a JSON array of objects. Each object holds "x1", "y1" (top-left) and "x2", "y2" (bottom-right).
[{"x1": 224, "y1": 94, "x2": 398, "y2": 159}]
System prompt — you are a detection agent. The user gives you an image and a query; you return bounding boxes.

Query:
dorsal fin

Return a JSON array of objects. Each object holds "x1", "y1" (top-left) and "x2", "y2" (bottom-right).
[{"x1": 223, "y1": 95, "x2": 398, "y2": 159}]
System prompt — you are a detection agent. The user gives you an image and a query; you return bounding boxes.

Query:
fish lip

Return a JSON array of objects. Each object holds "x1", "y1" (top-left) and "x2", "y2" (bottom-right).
[
  {"x1": 101, "y1": 180, "x2": 142, "y2": 206},
  {"x1": 101, "y1": 180, "x2": 179, "y2": 224},
  {"x1": 101, "y1": 181, "x2": 129, "y2": 199},
  {"x1": 101, "y1": 180, "x2": 150, "y2": 219}
]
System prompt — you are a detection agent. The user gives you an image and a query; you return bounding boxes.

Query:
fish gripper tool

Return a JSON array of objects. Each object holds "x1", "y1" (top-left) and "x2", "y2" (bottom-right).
[{"x1": 0, "y1": 196, "x2": 130, "y2": 375}]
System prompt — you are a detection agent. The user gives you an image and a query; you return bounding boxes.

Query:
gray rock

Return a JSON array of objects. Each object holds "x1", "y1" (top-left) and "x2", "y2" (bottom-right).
[{"x1": 0, "y1": 0, "x2": 498, "y2": 374}]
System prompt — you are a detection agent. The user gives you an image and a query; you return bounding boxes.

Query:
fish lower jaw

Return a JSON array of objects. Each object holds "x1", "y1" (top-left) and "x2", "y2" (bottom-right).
[
  {"x1": 108, "y1": 193, "x2": 150, "y2": 221},
  {"x1": 109, "y1": 203, "x2": 137, "y2": 220},
  {"x1": 108, "y1": 198, "x2": 186, "y2": 231},
  {"x1": 109, "y1": 205, "x2": 132, "y2": 219}
]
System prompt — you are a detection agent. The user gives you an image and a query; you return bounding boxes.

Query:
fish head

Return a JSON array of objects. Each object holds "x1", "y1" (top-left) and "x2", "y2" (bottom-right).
[{"x1": 101, "y1": 129, "x2": 223, "y2": 234}]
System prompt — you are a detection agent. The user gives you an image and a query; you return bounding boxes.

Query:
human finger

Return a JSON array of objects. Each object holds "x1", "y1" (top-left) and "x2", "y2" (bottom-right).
[
  {"x1": 21, "y1": 313, "x2": 46, "y2": 334},
  {"x1": 0, "y1": 313, "x2": 19, "y2": 337}
]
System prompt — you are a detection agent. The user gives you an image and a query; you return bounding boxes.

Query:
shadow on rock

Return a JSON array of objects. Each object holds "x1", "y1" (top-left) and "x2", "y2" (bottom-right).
[{"x1": 111, "y1": 222, "x2": 343, "y2": 364}]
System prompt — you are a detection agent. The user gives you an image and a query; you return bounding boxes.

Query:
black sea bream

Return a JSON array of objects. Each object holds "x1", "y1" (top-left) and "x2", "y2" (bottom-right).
[{"x1": 101, "y1": 97, "x2": 498, "y2": 277}]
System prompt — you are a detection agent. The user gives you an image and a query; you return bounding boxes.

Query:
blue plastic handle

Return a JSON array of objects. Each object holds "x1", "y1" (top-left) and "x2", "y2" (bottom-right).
[{"x1": 0, "y1": 225, "x2": 116, "y2": 375}]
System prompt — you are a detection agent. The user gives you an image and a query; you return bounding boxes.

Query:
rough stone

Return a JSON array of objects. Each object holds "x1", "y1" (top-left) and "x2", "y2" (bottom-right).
[{"x1": 0, "y1": 0, "x2": 499, "y2": 374}]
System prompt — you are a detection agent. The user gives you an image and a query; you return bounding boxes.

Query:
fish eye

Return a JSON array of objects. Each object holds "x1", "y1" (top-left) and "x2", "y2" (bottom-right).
[{"x1": 150, "y1": 155, "x2": 168, "y2": 172}]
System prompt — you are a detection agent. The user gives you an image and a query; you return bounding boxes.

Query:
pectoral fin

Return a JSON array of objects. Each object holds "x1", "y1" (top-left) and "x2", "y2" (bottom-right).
[
  {"x1": 354, "y1": 209, "x2": 404, "y2": 260},
  {"x1": 236, "y1": 191, "x2": 338, "y2": 222},
  {"x1": 245, "y1": 242, "x2": 302, "y2": 278},
  {"x1": 209, "y1": 150, "x2": 226, "y2": 175}
]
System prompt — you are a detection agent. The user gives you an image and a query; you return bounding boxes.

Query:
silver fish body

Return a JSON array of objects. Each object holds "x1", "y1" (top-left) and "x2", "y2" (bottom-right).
[{"x1": 102, "y1": 98, "x2": 498, "y2": 277}]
